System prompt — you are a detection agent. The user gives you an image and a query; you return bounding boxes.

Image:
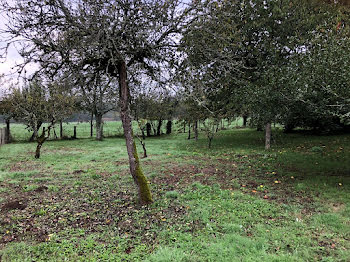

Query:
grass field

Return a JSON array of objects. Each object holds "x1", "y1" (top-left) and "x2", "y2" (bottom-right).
[
  {"x1": 0, "y1": 121, "x2": 126, "y2": 141},
  {"x1": 0, "y1": 123, "x2": 349, "y2": 261}
]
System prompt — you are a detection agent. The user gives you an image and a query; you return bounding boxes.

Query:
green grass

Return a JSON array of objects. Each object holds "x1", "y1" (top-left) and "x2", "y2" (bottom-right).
[{"x1": 0, "y1": 122, "x2": 349, "y2": 261}]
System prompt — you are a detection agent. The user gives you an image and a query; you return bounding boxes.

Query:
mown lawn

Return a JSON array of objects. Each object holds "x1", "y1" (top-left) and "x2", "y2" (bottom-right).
[{"x1": 0, "y1": 126, "x2": 349, "y2": 261}]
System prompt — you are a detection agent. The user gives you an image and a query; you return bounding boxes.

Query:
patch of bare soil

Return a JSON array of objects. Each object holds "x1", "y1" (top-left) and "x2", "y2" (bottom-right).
[
  {"x1": 147, "y1": 156, "x2": 318, "y2": 214},
  {"x1": 1, "y1": 200, "x2": 27, "y2": 211},
  {"x1": 8, "y1": 161, "x2": 41, "y2": 172},
  {"x1": 0, "y1": 171, "x2": 190, "y2": 249}
]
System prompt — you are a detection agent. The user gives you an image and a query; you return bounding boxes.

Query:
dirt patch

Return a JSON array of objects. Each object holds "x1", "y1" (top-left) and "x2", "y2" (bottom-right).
[
  {"x1": 149, "y1": 161, "x2": 237, "y2": 191},
  {"x1": 8, "y1": 161, "x2": 41, "y2": 172},
  {"x1": 35, "y1": 186, "x2": 48, "y2": 192},
  {"x1": 329, "y1": 203, "x2": 345, "y2": 213},
  {"x1": 72, "y1": 170, "x2": 86, "y2": 174},
  {"x1": 2, "y1": 200, "x2": 27, "y2": 211},
  {"x1": 0, "y1": 177, "x2": 190, "y2": 248}
]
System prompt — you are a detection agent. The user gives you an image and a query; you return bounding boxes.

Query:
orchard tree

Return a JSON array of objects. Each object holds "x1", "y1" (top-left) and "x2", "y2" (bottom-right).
[
  {"x1": 76, "y1": 72, "x2": 118, "y2": 141},
  {"x1": 278, "y1": 25, "x2": 350, "y2": 133},
  {"x1": 5, "y1": 80, "x2": 75, "y2": 158},
  {"x1": 131, "y1": 85, "x2": 177, "y2": 137},
  {"x1": 0, "y1": 0, "x2": 199, "y2": 204},
  {"x1": 181, "y1": 0, "x2": 337, "y2": 149}
]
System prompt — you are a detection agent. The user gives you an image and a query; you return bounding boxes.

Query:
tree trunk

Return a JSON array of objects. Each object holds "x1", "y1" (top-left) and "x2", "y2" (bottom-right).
[
  {"x1": 187, "y1": 123, "x2": 191, "y2": 139},
  {"x1": 95, "y1": 113, "x2": 103, "y2": 141},
  {"x1": 183, "y1": 122, "x2": 186, "y2": 133},
  {"x1": 146, "y1": 123, "x2": 151, "y2": 137},
  {"x1": 166, "y1": 120, "x2": 172, "y2": 134},
  {"x1": 5, "y1": 118, "x2": 10, "y2": 144},
  {"x1": 72, "y1": 126, "x2": 77, "y2": 139},
  {"x1": 53, "y1": 128, "x2": 58, "y2": 139},
  {"x1": 141, "y1": 128, "x2": 146, "y2": 140},
  {"x1": 151, "y1": 122, "x2": 157, "y2": 136},
  {"x1": 118, "y1": 61, "x2": 152, "y2": 205},
  {"x1": 243, "y1": 115, "x2": 248, "y2": 127},
  {"x1": 140, "y1": 140, "x2": 147, "y2": 158},
  {"x1": 265, "y1": 122, "x2": 271, "y2": 150},
  {"x1": 35, "y1": 140, "x2": 44, "y2": 159},
  {"x1": 194, "y1": 120, "x2": 198, "y2": 141},
  {"x1": 257, "y1": 121, "x2": 263, "y2": 131},
  {"x1": 208, "y1": 136, "x2": 213, "y2": 148},
  {"x1": 156, "y1": 118, "x2": 162, "y2": 136},
  {"x1": 90, "y1": 112, "x2": 94, "y2": 137},
  {"x1": 35, "y1": 127, "x2": 46, "y2": 159},
  {"x1": 60, "y1": 120, "x2": 63, "y2": 139}
]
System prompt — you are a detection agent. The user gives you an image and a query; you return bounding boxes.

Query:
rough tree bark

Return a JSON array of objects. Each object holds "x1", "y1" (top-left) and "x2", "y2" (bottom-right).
[
  {"x1": 118, "y1": 61, "x2": 152, "y2": 205},
  {"x1": 95, "y1": 113, "x2": 103, "y2": 141},
  {"x1": 265, "y1": 122, "x2": 271, "y2": 150}
]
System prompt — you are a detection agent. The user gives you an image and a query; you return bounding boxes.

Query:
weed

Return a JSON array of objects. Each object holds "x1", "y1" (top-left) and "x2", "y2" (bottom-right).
[
  {"x1": 23, "y1": 184, "x2": 39, "y2": 192},
  {"x1": 165, "y1": 191, "x2": 180, "y2": 199}
]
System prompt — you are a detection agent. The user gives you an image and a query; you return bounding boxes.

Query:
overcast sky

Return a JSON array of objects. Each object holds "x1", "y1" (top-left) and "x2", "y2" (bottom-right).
[{"x1": 0, "y1": 4, "x2": 31, "y2": 93}]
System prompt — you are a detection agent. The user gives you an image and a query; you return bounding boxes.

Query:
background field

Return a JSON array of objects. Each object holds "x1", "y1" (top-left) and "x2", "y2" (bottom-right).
[
  {"x1": 0, "y1": 119, "x2": 245, "y2": 142},
  {"x1": 0, "y1": 124, "x2": 349, "y2": 261}
]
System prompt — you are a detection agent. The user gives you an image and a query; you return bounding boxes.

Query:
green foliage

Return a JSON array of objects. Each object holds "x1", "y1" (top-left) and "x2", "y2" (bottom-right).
[
  {"x1": 165, "y1": 190, "x2": 180, "y2": 199},
  {"x1": 23, "y1": 184, "x2": 39, "y2": 192},
  {"x1": 311, "y1": 146, "x2": 324, "y2": 154}
]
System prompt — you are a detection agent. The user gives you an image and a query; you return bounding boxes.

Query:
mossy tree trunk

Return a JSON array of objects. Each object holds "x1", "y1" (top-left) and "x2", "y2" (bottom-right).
[{"x1": 118, "y1": 61, "x2": 153, "y2": 205}]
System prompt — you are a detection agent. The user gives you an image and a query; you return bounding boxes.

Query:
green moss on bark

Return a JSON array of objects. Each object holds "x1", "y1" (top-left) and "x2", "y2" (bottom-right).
[{"x1": 133, "y1": 141, "x2": 153, "y2": 204}]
